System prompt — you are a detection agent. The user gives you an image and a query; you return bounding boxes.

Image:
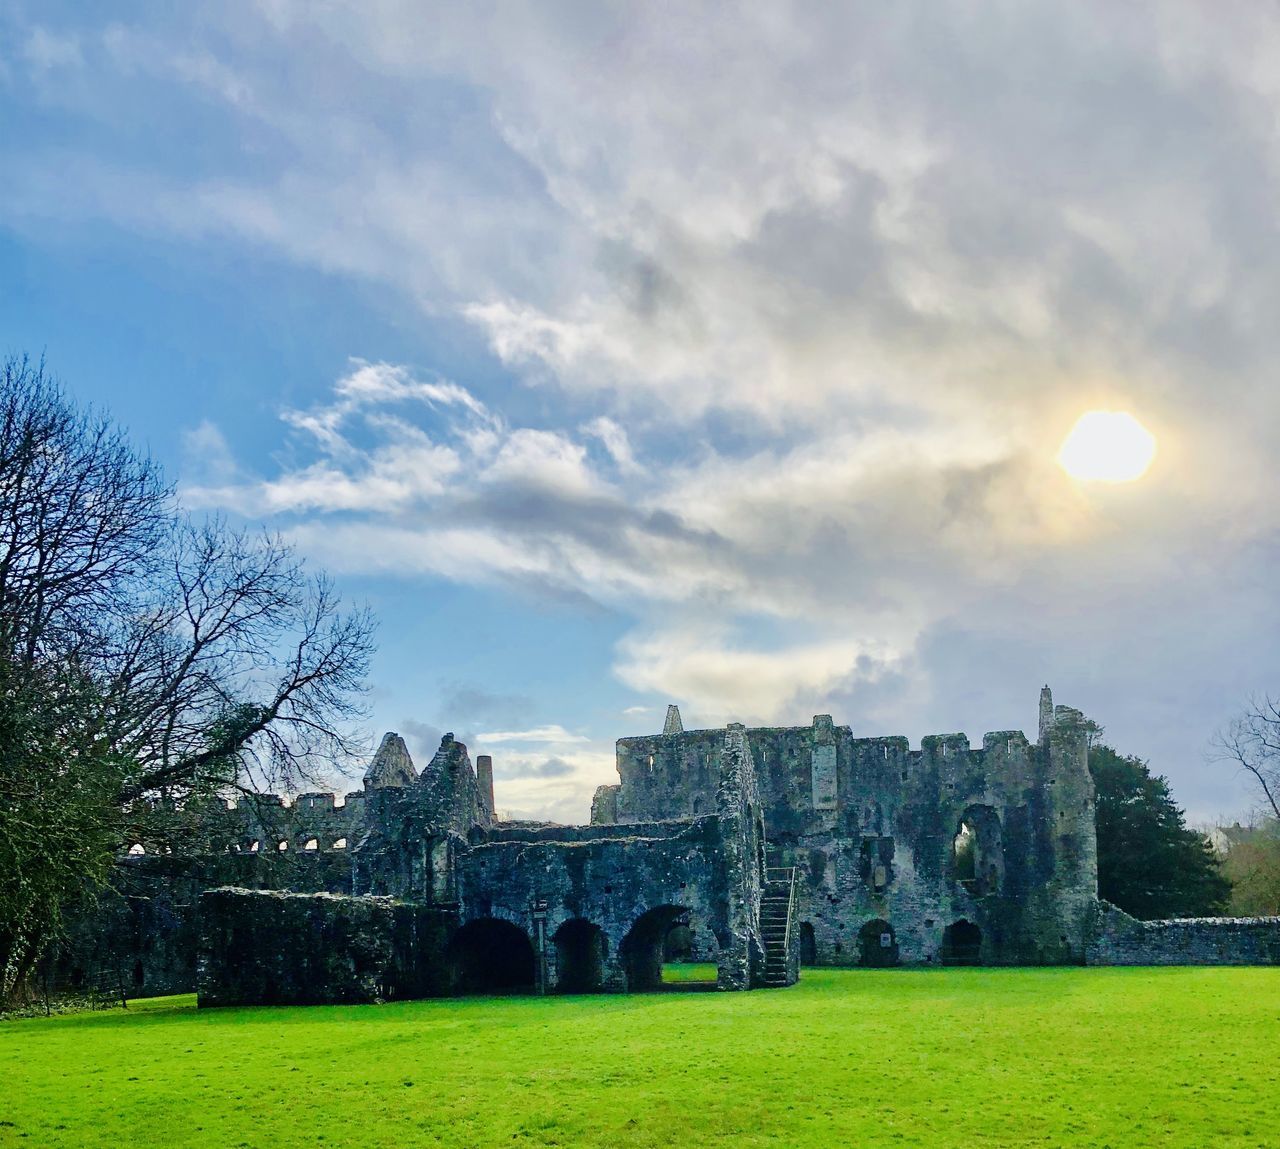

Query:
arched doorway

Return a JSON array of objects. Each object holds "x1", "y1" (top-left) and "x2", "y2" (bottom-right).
[
  {"x1": 941, "y1": 919, "x2": 983, "y2": 966},
  {"x1": 553, "y1": 919, "x2": 606, "y2": 993},
  {"x1": 799, "y1": 922, "x2": 817, "y2": 966},
  {"x1": 620, "y1": 905, "x2": 695, "y2": 990},
  {"x1": 857, "y1": 919, "x2": 899, "y2": 967},
  {"x1": 448, "y1": 918, "x2": 536, "y2": 993},
  {"x1": 664, "y1": 921, "x2": 693, "y2": 961}
]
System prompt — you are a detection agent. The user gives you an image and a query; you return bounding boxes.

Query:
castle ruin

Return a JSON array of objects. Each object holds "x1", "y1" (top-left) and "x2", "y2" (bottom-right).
[{"x1": 56, "y1": 687, "x2": 1280, "y2": 1006}]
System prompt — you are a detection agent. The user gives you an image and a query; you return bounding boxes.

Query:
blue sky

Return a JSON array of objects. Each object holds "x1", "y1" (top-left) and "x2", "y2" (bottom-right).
[{"x1": 3, "y1": 2, "x2": 1279, "y2": 821}]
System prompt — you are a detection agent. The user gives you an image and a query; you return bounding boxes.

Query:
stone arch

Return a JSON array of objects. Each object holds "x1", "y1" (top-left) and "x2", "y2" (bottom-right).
[
  {"x1": 857, "y1": 918, "x2": 899, "y2": 967},
  {"x1": 552, "y1": 919, "x2": 607, "y2": 993},
  {"x1": 447, "y1": 918, "x2": 536, "y2": 993},
  {"x1": 941, "y1": 919, "x2": 983, "y2": 966},
  {"x1": 620, "y1": 905, "x2": 689, "y2": 991}
]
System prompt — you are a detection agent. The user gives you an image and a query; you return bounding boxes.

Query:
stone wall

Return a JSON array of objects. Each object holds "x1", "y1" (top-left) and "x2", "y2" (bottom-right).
[
  {"x1": 354, "y1": 734, "x2": 492, "y2": 903},
  {"x1": 450, "y1": 727, "x2": 775, "y2": 992},
  {"x1": 597, "y1": 691, "x2": 1098, "y2": 967},
  {"x1": 197, "y1": 888, "x2": 457, "y2": 1006},
  {"x1": 716, "y1": 723, "x2": 767, "y2": 988},
  {"x1": 1086, "y1": 901, "x2": 1280, "y2": 966},
  {"x1": 49, "y1": 849, "x2": 356, "y2": 997},
  {"x1": 123, "y1": 790, "x2": 369, "y2": 858}
]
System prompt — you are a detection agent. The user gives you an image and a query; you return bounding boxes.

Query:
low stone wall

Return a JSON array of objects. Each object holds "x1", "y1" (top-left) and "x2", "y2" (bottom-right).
[
  {"x1": 197, "y1": 888, "x2": 457, "y2": 1006},
  {"x1": 50, "y1": 851, "x2": 356, "y2": 999},
  {"x1": 1086, "y1": 901, "x2": 1280, "y2": 966}
]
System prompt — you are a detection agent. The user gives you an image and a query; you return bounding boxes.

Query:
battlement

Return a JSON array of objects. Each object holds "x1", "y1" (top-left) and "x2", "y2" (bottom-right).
[
  {"x1": 120, "y1": 730, "x2": 490, "y2": 858},
  {"x1": 604, "y1": 696, "x2": 1089, "y2": 832}
]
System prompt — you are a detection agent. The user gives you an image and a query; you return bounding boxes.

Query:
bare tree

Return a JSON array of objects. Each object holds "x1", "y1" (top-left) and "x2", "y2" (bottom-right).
[
  {"x1": 0, "y1": 356, "x2": 375, "y2": 1001},
  {"x1": 1213, "y1": 696, "x2": 1280, "y2": 822},
  {"x1": 103, "y1": 517, "x2": 375, "y2": 805},
  {"x1": 0, "y1": 356, "x2": 170, "y2": 664}
]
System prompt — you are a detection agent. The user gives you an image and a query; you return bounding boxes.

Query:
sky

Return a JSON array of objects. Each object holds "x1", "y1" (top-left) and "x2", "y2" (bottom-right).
[{"x1": 2, "y1": 1, "x2": 1278, "y2": 823}]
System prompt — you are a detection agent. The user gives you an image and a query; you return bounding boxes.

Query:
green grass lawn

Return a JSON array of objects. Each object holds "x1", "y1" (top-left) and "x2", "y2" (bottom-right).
[
  {"x1": 660, "y1": 961, "x2": 719, "y2": 983},
  {"x1": 2, "y1": 967, "x2": 1277, "y2": 1148}
]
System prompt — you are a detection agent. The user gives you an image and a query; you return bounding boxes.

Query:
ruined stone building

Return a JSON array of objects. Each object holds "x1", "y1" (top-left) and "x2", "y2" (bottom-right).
[
  {"x1": 590, "y1": 689, "x2": 1098, "y2": 968},
  {"x1": 58, "y1": 687, "x2": 1280, "y2": 1006}
]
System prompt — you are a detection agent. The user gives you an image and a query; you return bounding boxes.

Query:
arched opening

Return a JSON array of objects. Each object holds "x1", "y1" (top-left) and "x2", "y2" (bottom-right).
[
  {"x1": 552, "y1": 919, "x2": 606, "y2": 993},
  {"x1": 248, "y1": 840, "x2": 260, "y2": 853},
  {"x1": 277, "y1": 840, "x2": 289, "y2": 852},
  {"x1": 302, "y1": 838, "x2": 319, "y2": 851},
  {"x1": 799, "y1": 922, "x2": 817, "y2": 966},
  {"x1": 952, "y1": 806, "x2": 1004, "y2": 896},
  {"x1": 941, "y1": 919, "x2": 983, "y2": 966},
  {"x1": 857, "y1": 919, "x2": 899, "y2": 967},
  {"x1": 663, "y1": 921, "x2": 693, "y2": 961},
  {"x1": 952, "y1": 822, "x2": 976, "y2": 882},
  {"x1": 333, "y1": 837, "x2": 347, "y2": 850},
  {"x1": 621, "y1": 906, "x2": 712, "y2": 991},
  {"x1": 127, "y1": 843, "x2": 145, "y2": 856},
  {"x1": 447, "y1": 918, "x2": 536, "y2": 994}
]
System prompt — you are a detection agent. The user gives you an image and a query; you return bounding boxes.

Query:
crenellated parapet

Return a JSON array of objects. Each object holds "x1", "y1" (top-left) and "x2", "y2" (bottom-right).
[
  {"x1": 594, "y1": 688, "x2": 1101, "y2": 966},
  {"x1": 122, "y1": 789, "x2": 370, "y2": 858}
]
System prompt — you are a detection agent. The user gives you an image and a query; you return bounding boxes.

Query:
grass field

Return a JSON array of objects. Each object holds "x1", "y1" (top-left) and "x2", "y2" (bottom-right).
[{"x1": 2, "y1": 967, "x2": 1278, "y2": 1148}]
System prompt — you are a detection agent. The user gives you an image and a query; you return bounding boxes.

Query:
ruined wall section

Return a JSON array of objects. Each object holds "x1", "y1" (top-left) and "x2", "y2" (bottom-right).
[
  {"x1": 353, "y1": 734, "x2": 490, "y2": 903},
  {"x1": 599, "y1": 693, "x2": 1099, "y2": 966},
  {"x1": 611, "y1": 728, "x2": 725, "y2": 822},
  {"x1": 123, "y1": 790, "x2": 369, "y2": 858},
  {"x1": 454, "y1": 722, "x2": 770, "y2": 992},
  {"x1": 766, "y1": 714, "x2": 1095, "y2": 966},
  {"x1": 717, "y1": 723, "x2": 768, "y2": 988},
  {"x1": 50, "y1": 849, "x2": 359, "y2": 998},
  {"x1": 590, "y1": 784, "x2": 619, "y2": 825},
  {"x1": 1087, "y1": 902, "x2": 1280, "y2": 965},
  {"x1": 197, "y1": 889, "x2": 457, "y2": 1006},
  {"x1": 1035, "y1": 705, "x2": 1098, "y2": 959},
  {"x1": 456, "y1": 818, "x2": 732, "y2": 991}
]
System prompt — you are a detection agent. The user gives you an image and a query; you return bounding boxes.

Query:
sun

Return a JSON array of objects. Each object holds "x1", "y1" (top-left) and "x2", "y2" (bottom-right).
[{"x1": 1057, "y1": 410, "x2": 1157, "y2": 483}]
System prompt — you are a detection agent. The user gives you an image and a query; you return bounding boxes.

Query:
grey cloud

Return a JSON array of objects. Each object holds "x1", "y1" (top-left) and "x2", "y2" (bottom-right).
[
  {"x1": 493, "y1": 756, "x2": 576, "y2": 781},
  {"x1": 436, "y1": 682, "x2": 533, "y2": 727},
  {"x1": 398, "y1": 719, "x2": 443, "y2": 761}
]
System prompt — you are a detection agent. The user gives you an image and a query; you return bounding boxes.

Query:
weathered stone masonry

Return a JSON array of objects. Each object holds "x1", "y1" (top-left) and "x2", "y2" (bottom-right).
[
  {"x1": 193, "y1": 720, "x2": 791, "y2": 1004},
  {"x1": 593, "y1": 689, "x2": 1100, "y2": 966},
  {"x1": 62, "y1": 688, "x2": 1280, "y2": 1006}
]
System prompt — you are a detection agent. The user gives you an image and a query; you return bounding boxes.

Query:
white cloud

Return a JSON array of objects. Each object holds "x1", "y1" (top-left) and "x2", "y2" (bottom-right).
[
  {"x1": 614, "y1": 625, "x2": 898, "y2": 727},
  {"x1": 8, "y1": 2, "x2": 1280, "y2": 817},
  {"x1": 23, "y1": 27, "x2": 83, "y2": 72},
  {"x1": 476, "y1": 725, "x2": 589, "y2": 745}
]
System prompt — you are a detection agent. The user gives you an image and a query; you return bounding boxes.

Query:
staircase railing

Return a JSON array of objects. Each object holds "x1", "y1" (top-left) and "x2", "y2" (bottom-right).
[
  {"x1": 763, "y1": 865, "x2": 798, "y2": 979},
  {"x1": 781, "y1": 866, "x2": 797, "y2": 970}
]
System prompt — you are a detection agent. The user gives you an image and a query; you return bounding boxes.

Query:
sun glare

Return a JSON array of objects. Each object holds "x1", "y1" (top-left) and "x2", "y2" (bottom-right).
[{"x1": 1057, "y1": 410, "x2": 1156, "y2": 483}]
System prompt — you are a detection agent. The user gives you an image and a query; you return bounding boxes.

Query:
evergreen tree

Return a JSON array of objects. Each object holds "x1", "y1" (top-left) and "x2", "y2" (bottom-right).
[{"x1": 1089, "y1": 744, "x2": 1230, "y2": 919}]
